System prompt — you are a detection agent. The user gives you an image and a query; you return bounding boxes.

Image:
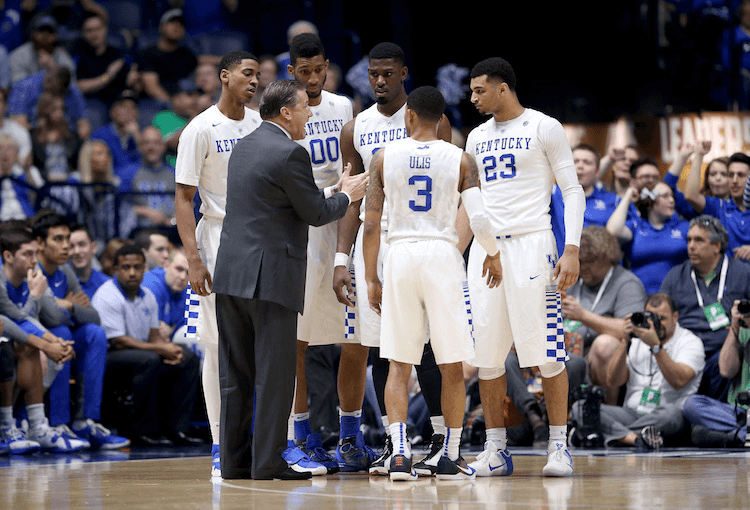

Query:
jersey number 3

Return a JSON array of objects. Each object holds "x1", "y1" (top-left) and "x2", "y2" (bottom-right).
[
  {"x1": 408, "y1": 175, "x2": 432, "y2": 212},
  {"x1": 483, "y1": 154, "x2": 517, "y2": 181}
]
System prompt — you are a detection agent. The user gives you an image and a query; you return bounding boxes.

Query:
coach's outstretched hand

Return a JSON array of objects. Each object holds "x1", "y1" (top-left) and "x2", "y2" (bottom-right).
[
  {"x1": 338, "y1": 163, "x2": 369, "y2": 202},
  {"x1": 482, "y1": 252, "x2": 503, "y2": 288}
]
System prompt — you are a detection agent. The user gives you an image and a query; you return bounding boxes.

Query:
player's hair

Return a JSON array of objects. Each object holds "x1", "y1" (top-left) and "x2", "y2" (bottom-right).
[
  {"x1": 289, "y1": 33, "x2": 326, "y2": 65},
  {"x1": 646, "y1": 293, "x2": 676, "y2": 314},
  {"x1": 572, "y1": 143, "x2": 600, "y2": 168},
  {"x1": 579, "y1": 226, "x2": 622, "y2": 265},
  {"x1": 114, "y1": 243, "x2": 146, "y2": 266},
  {"x1": 470, "y1": 57, "x2": 517, "y2": 91},
  {"x1": 689, "y1": 215, "x2": 729, "y2": 253},
  {"x1": 0, "y1": 228, "x2": 35, "y2": 261},
  {"x1": 219, "y1": 50, "x2": 259, "y2": 78},
  {"x1": 259, "y1": 79, "x2": 305, "y2": 120},
  {"x1": 628, "y1": 157, "x2": 659, "y2": 178},
  {"x1": 32, "y1": 212, "x2": 70, "y2": 242},
  {"x1": 406, "y1": 86, "x2": 445, "y2": 124},
  {"x1": 369, "y1": 42, "x2": 405, "y2": 64},
  {"x1": 728, "y1": 152, "x2": 750, "y2": 168}
]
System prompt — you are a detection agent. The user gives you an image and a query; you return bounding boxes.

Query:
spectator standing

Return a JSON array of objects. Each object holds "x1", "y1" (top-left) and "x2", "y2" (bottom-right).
[
  {"x1": 138, "y1": 9, "x2": 198, "y2": 102},
  {"x1": 8, "y1": 13, "x2": 75, "y2": 86},
  {"x1": 90, "y1": 89, "x2": 141, "y2": 178}
]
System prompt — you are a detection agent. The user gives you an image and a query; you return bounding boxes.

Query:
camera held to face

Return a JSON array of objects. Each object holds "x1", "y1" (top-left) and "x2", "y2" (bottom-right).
[
  {"x1": 630, "y1": 311, "x2": 661, "y2": 338},
  {"x1": 738, "y1": 299, "x2": 750, "y2": 316}
]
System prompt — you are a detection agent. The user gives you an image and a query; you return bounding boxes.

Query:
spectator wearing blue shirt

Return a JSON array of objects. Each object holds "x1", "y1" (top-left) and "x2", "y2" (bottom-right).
[
  {"x1": 142, "y1": 247, "x2": 189, "y2": 342},
  {"x1": 607, "y1": 181, "x2": 689, "y2": 294},
  {"x1": 68, "y1": 224, "x2": 108, "y2": 299},
  {"x1": 685, "y1": 152, "x2": 750, "y2": 261},
  {"x1": 575, "y1": 144, "x2": 619, "y2": 227},
  {"x1": 32, "y1": 213, "x2": 129, "y2": 449},
  {"x1": 6, "y1": 67, "x2": 90, "y2": 140},
  {"x1": 90, "y1": 90, "x2": 142, "y2": 178}
]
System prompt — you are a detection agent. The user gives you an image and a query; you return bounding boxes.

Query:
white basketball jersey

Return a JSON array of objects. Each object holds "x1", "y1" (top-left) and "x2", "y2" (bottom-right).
[
  {"x1": 297, "y1": 91, "x2": 353, "y2": 188},
  {"x1": 383, "y1": 138, "x2": 462, "y2": 246},
  {"x1": 175, "y1": 105, "x2": 261, "y2": 220},
  {"x1": 353, "y1": 103, "x2": 408, "y2": 226},
  {"x1": 465, "y1": 108, "x2": 573, "y2": 236}
]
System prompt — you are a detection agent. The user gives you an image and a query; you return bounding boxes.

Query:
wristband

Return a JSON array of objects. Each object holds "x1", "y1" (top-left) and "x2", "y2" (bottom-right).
[{"x1": 334, "y1": 252, "x2": 349, "y2": 268}]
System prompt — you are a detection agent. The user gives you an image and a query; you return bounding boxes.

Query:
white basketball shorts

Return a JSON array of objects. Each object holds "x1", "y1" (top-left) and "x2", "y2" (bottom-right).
[
  {"x1": 380, "y1": 240, "x2": 475, "y2": 366},
  {"x1": 467, "y1": 230, "x2": 568, "y2": 369},
  {"x1": 297, "y1": 221, "x2": 354, "y2": 345}
]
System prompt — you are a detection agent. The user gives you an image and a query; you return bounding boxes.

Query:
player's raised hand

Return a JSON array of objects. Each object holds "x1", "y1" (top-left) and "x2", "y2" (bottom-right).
[{"x1": 482, "y1": 253, "x2": 503, "y2": 288}]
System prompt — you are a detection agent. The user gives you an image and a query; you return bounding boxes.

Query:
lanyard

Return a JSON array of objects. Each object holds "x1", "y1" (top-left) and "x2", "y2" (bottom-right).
[
  {"x1": 690, "y1": 255, "x2": 728, "y2": 308},
  {"x1": 576, "y1": 266, "x2": 614, "y2": 313}
]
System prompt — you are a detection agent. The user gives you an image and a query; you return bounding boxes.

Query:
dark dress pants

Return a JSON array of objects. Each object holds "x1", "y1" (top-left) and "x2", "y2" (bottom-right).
[{"x1": 216, "y1": 294, "x2": 297, "y2": 479}]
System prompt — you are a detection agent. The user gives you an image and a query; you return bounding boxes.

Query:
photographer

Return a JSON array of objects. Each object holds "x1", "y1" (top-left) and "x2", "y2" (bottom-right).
[
  {"x1": 683, "y1": 300, "x2": 750, "y2": 447},
  {"x1": 571, "y1": 293, "x2": 705, "y2": 448}
]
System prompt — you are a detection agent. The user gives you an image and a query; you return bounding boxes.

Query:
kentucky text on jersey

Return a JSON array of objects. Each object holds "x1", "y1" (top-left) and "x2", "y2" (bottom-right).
[
  {"x1": 359, "y1": 127, "x2": 407, "y2": 148},
  {"x1": 474, "y1": 137, "x2": 532, "y2": 154},
  {"x1": 305, "y1": 118, "x2": 345, "y2": 137},
  {"x1": 214, "y1": 138, "x2": 242, "y2": 153}
]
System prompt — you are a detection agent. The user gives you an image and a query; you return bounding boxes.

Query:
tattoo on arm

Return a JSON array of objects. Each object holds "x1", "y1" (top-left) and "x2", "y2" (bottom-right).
[
  {"x1": 460, "y1": 153, "x2": 480, "y2": 192},
  {"x1": 365, "y1": 151, "x2": 385, "y2": 213}
]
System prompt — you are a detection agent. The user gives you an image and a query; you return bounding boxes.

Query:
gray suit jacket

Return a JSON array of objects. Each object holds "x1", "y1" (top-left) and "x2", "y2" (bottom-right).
[{"x1": 213, "y1": 121, "x2": 349, "y2": 313}]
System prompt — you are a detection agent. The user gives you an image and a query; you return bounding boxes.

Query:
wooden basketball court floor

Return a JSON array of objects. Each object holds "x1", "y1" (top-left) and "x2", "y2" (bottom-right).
[{"x1": 2, "y1": 446, "x2": 749, "y2": 509}]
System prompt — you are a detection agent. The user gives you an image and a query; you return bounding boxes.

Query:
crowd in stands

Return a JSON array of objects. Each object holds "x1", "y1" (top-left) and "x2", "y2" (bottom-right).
[{"x1": 0, "y1": 0, "x2": 749, "y2": 458}]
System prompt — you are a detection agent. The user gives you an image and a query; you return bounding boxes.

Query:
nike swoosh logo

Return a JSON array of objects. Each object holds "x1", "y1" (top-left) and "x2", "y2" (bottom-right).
[
  {"x1": 212, "y1": 123, "x2": 221, "y2": 127},
  {"x1": 488, "y1": 462, "x2": 504, "y2": 471},
  {"x1": 54, "y1": 281, "x2": 63, "y2": 287},
  {"x1": 529, "y1": 274, "x2": 540, "y2": 280}
]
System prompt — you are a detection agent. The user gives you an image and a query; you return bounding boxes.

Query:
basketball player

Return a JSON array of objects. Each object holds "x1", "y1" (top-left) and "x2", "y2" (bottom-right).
[
  {"x1": 174, "y1": 51, "x2": 264, "y2": 478},
  {"x1": 285, "y1": 33, "x2": 353, "y2": 473},
  {"x1": 464, "y1": 57, "x2": 584, "y2": 477},
  {"x1": 333, "y1": 42, "x2": 460, "y2": 475},
  {"x1": 364, "y1": 86, "x2": 502, "y2": 481}
]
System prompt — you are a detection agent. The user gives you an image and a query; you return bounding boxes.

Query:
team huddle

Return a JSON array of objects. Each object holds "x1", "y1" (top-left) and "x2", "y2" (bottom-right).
[{"x1": 176, "y1": 35, "x2": 584, "y2": 481}]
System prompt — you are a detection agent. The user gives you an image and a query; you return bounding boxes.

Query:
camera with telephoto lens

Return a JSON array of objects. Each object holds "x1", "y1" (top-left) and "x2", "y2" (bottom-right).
[
  {"x1": 630, "y1": 311, "x2": 661, "y2": 338},
  {"x1": 738, "y1": 299, "x2": 750, "y2": 316},
  {"x1": 570, "y1": 385, "x2": 604, "y2": 448}
]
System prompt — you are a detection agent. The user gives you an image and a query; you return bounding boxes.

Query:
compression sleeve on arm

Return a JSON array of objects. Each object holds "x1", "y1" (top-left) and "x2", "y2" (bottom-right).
[{"x1": 461, "y1": 187, "x2": 499, "y2": 256}]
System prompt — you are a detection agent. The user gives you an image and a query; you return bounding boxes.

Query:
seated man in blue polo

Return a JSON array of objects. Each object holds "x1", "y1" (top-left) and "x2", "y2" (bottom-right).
[
  {"x1": 32, "y1": 212, "x2": 129, "y2": 450},
  {"x1": 141, "y1": 246, "x2": 189, "y2": 343},
  {"x1": 91, "y1": 243, "x2": 201, "y2": 446},
  {"x1": 68, "y1": 223, "x2": 109, "y2": 299}
]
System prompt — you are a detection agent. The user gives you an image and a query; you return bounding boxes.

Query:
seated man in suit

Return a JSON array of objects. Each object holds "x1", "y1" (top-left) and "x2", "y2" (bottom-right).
[{"x1": 92, "y1": 244, "x2": 201, "y2": 446}]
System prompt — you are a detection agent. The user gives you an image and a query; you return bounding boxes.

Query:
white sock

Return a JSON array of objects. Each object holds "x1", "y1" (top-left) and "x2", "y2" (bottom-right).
[
  {"x1": 430, "y1": 415, "x2": 446, "y2": 437},
  {"x1": 381, "y1": 414, "x2": 390, "y2": 429},
  {"x1": 287, "y1": 413, "x2": 295, "y2": 442},
  {"x1": 549, "y1": 425, "x2": 567, "y2": 450},
  {"x1": 444, "y1": 427, "x2": 462, "y2": 460},
  {"x1": 202, "y1": 343, "x2": 221, "y2": 445},
  {"x1": 27, "y1": 403, "x2": 46, "y2": 429},
  {"x1": 388, "y1": 422, "x2": 410, "y2": 458},
  {"x1": 486, "y1": 427, "x2": 507, "y2": 450},
  {"x1": 0, "y1": 406, "x2": 13, "y2": 428}
]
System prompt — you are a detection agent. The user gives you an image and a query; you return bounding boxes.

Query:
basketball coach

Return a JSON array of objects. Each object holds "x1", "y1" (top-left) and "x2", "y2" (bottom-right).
[{"x1": 213, "y1": 80, "x2": 368, "y2": 480}]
